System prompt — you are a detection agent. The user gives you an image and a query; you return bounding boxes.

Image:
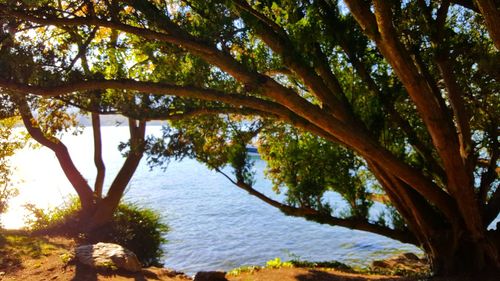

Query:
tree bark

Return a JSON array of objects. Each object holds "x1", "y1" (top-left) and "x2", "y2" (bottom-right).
[
  {"x1": 475, "y1": 0, "x2": 500, "y2": 50},
  {"x1": 91, "y1": 112, "x2": 105, "y2": 199},
  {"x1": 86, "y1": 119, "x2": 146, "y2": 229},
  {"x1": 16, "y1": 97, "x2": 94, "y2": 210}
]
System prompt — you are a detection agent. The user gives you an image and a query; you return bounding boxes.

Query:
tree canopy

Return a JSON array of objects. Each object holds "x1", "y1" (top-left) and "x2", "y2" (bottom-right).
[{"x1": 0, "y1": 0, "x2": 498, "y2": 275}]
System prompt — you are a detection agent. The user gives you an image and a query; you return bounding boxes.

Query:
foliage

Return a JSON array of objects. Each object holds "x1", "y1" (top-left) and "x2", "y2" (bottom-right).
[
  {"x1": 59, "y1": 251, "x2": 75, "y2": 265},
  {"x1": 265, "y1": 257, "x2": 294, "y2": 269},
  {"x1": 23, "y1": 197, "x2": 82, "y2": 232},
  {"x1": 24, "y1": 198, "x2": 169, "y2": 266},
  {"x1": 1, "y1": 234, "x2": 58, "y2": 259},
  {"x1": 0, "y1": 117, "x2": 26, "y2": 226},
  {"x1": 148, "y1": 118, "x2": 376, "y2": 221},
  {"x1": 227, "y1": 257, "x2": 353, "y2": 276},
  {"x1": 29, "y1": 98, "x2": 83, "y2": 140},
  {"x1": 147, "y1": 115, "x2": 261, "y2": 186},
  {"x1": 0, "y1": 233, "x2": 74, "y2": 274},
  {"x1": 227, "y1": 265, "x2": 261, "y2": 276},
  {"x1": 289, "y1": 259, "x2": 352, "y2": 271},
  {"x1": 91, "y1": 202, "x2": 169, "y2": 267},
  {"x1": 259, "y1": 125, "x2": 373, "y2": 217}
]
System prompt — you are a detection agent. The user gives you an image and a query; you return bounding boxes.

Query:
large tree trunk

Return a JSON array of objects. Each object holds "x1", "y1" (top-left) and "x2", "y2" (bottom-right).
[{"x1": 427, "y1": 231, "x2": 500, "y2": 276}]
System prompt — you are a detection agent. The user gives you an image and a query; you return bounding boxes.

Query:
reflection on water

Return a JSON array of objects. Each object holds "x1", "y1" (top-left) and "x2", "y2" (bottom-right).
[{"x1": 2, "y1": 126, "x2": 421, "y2": 275}]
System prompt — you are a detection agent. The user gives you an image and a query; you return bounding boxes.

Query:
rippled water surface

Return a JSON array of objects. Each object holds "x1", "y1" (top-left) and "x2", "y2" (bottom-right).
[{"x1": 3, "y1": 126, "x2": 421, "y2": 275}]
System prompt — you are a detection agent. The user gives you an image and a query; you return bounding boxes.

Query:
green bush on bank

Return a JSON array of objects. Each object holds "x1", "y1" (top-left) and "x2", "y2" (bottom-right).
[
  {"x1": 90, "y1": 203, "x2": 169, "y2": 267},
  {"x1": 24, "y1": 198, "x2": 169, "y2": 266},
  {"x1": 24, "y1": 197, "x2": 82, "y2": 231}
]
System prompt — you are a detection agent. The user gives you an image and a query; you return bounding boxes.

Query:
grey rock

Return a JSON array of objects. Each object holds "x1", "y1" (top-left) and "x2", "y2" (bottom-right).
[{"x1": 75, "y1": 242, "x2": 142, "y2": 272}]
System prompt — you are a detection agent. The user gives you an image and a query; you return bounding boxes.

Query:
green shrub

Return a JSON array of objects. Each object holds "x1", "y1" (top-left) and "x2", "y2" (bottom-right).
[
  {"x1": 89, "y1": 203, "x2": 169, "y2": 267},
  {"x1": 24, "y1": 197, "x2": 82, "y2": 232},
  {"x1": 25, "y1": 198, "x2": 169, "y2": 267},
  {"x1": 227, "y1": 265, "x2": 261, "y2": 276},
  {"x1": 289, "y1": 259, "x2": 353, "y2": 271}
]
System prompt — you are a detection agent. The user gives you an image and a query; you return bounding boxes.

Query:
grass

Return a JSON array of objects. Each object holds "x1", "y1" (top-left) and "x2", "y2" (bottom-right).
[
  {"x1": 227, "y1": 256, "x2": 431, "y2": 279},
  {"x1": 227, "y1": 257, "x2": 354, "y2": 276},
  {"x1": 0, "y1": 232, "x2": 73, "y2": 274},
  {"x1": 3, "y1": 235, "x2": 58, "y2": 258}
]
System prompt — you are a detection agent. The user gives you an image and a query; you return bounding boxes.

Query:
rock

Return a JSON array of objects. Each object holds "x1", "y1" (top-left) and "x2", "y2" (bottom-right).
[
  {"x1": 371, "y1": 252, "x2": 429, "y2": 275},
  {"x1": 399, "y1": 252, "x2": 419, "y2": 261},
  {"x1": 194, "y1": 271, "x2": 228, "y2": 281},
  {"x1": 75, "y1": 242, "x2": 142, "y2": 272},
  {"x1": 371, "y1": 260, "x2": 389, "y2": 268}
]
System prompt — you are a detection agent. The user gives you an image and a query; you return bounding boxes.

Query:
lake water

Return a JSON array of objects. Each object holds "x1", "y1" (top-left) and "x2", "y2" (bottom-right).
[{"x1": 2, "y1": 126, "x2": 421, "y2": 275}]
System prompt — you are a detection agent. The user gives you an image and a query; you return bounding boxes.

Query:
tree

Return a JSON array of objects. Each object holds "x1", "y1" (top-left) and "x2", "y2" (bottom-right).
[
  {"x1": 14, "y1": 95, "x2": 147, "y2": 230},
  {"x1": 0, "y1": 0, "x2": 498, "y2": 275}
]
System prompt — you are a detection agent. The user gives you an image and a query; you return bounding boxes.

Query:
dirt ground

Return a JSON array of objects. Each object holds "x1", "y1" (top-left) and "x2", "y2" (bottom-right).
[
  {"x1": 227, "y1": 268, "x2": 412, "y2": 281},
  {"x1": 0, "y1": 233, "x2": 191, "y2": 281},
  {"x1": 0, "y1": 233, "x2": 422, "y2": 281}
]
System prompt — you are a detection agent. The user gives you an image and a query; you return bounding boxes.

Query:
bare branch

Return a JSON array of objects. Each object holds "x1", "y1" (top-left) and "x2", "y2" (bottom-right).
[
  {"x1": 88, "y1": 118, "x2": 146, "y2": 228},
  {"x1": 91, "y1": 112, "x2": 105, "y2": 199},
  {"x1": 214, "y1": 167, "x2": 417, "y2": 245},
  {"x1": 15, "y1": 96, "x2": 94, "y2": 208}
]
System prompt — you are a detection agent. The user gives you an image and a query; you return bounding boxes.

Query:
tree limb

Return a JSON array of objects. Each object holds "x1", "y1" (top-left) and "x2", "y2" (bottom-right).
[
  {"x1": 230, "y1": 0, "x2": 352, "y2": 121},
  {"x1": 1, "y1": 3, "x2": 460, "y2": 225},
  {"x1": 88, "y1": 118, "x2": 146, "y2": 228},
  {"x1": 91, "y1": 112, "x2": 105, "y2": 198},
  {"x1": 214, "y1": 167, "x2": 418, "y2": 245},
  {"x1": 474, "y1": 0, "x2": 500, "y2": 50},
  {"x1": 15, "y1": 96, "x2": 94, "y2": 209},
  {"x1": 348, "y1": 0, "x2": 483, "y2": 238}
]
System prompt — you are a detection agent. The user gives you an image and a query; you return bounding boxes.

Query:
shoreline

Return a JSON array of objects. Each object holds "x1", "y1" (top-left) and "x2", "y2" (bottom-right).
[{"x1": 0, "y1": 231, "x2": 431, "y2": 281}]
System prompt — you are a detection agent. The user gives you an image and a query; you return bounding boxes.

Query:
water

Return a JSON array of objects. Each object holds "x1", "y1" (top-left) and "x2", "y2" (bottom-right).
[{"x1": 2, "y1": 126, "x2": 421, "y2": 275}]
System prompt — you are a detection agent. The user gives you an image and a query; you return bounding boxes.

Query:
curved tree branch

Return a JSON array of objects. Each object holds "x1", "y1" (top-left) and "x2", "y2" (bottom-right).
[
  {"x1": 15, "y1": 96, "x2": 94, "y2": 209},
  {"x1": 214, "y1": 167, "x2": 417, "y2": 245}
]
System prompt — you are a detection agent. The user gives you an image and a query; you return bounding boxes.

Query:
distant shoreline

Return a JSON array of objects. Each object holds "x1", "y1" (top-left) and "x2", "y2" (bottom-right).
[
  {"x1": 75, "y1": 114, "x2": 169, "y2": 127},
  {"x1": 13, "y1": 113, "x2": 169, "y2": 128}
]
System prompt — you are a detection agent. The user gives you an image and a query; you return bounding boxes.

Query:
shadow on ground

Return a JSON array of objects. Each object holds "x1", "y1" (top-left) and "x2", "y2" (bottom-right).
[
  {"x1": 70, "y1": 264, "x2": 167, "y2": 281},
  {"x1": 296, "y1": 269, "x2": 404, "y2": 281}
]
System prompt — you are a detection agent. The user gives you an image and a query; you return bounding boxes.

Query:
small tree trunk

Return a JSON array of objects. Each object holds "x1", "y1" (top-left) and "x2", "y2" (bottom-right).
[
  {"x1": 92, "y1": 112, "x2": 106, "y2": 198},
  {"x1": 85, "y1": 119, "x2": 146, "y2": 230}
]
